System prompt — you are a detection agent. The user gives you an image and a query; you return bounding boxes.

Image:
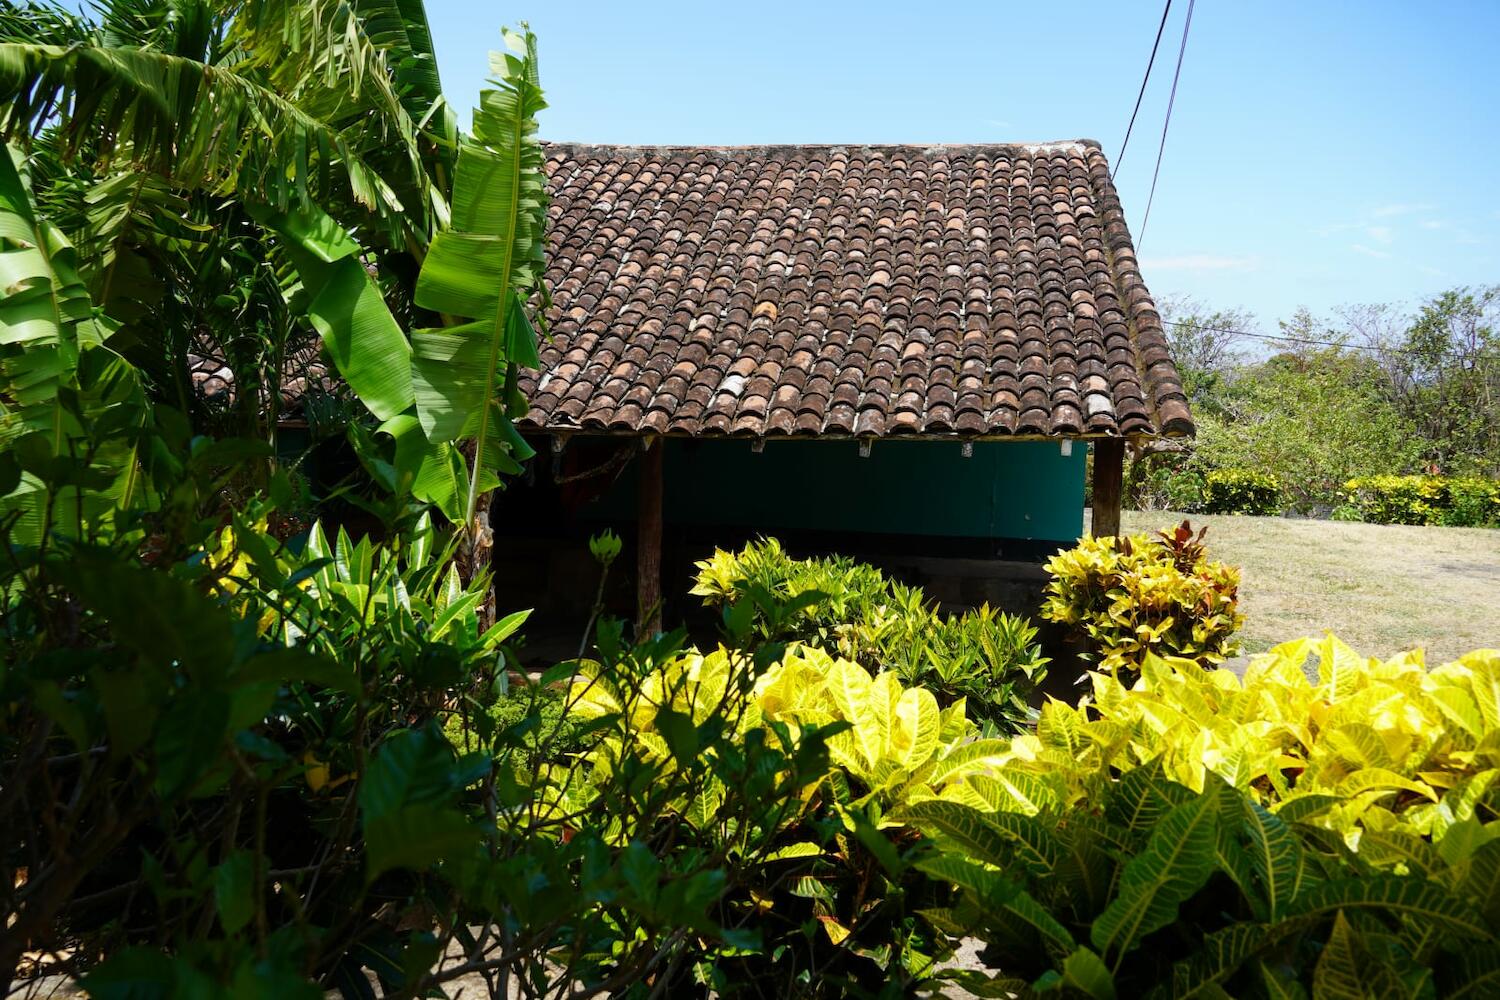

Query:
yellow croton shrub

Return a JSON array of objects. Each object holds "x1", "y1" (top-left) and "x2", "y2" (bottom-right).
[
  {"x1": 568, "y1": 644, "x2": 1011, "y2": 824},
  {"x1": 996, "y1": 634, "x2": 1500, "y2": 848},
  {"x1": 565, "y1": 633, "x2": 1500, "y2": 857},
  {"x1": 1040, "y1": 526, "x2": 1245, "y2": 674}
]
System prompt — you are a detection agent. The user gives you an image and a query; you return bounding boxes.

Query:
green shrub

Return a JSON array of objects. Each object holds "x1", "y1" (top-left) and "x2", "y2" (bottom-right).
[
  {"x1": 899, "y1": 637, "x2": 1500, "y2": 997},
  {"x1": 566, "y1": 641, "x2": 996, "y2": 994},
  {"x1": 1161, "y1": 467, "x2": 1207, "y2": 511},
  {"x1": 1330, "y1": 502, "x2": 1365, "y2": 522},
  {"x1": 1041, "y1": 521, "x2": 1243, "y2": 673},
  {"x1": 691, "y1": 539, "x2": 1048, "y2": 733},
  {"x1": 5, "y1": 465, "x2": 852, "y2": 997},
  {"x1": 1202, "y1": 467, "x2": 1283, "y2": 515},
  {"x1": 1127, "y1": 459, "x2": 1205, "y2": 512},
  {"x1": 1343, "y1": 474, "x2": 1500, "y2": 527},
  {"x1": 1190, "y1": 353, "x2": 1422, "y2": 513},
  {"x1": 1343, "y1": 474, "x2": 1445, "y2": 524},
  {"x1": 442, "y1": 682, "x2": 585, "y2": 767},
  {"x1": 1444, "y1": 477, "x2": 1500, "y2": 527},
  {"x1": 0, "y1": 426, "x2": 537, "y2": 994}
]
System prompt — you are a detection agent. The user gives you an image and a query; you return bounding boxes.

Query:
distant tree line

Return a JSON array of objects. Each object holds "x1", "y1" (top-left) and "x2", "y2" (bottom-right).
[{"x1": 1128, "y1": 285, "x2": 1500, "y2": 516}]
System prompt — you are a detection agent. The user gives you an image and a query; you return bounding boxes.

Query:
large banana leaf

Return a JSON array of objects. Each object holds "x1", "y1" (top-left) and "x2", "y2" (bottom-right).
[
  {"x1": 412, "y1": 26, "x2": 546, "y2": 523},
  {"x1": 0, "y1": 145, "x2": 108, "y2": 445},
  {"x1": 0, "y1": 143, "x2": 145, "y2": 540},
  {"x1": 250, "y1": 201, "x2": 414, "y2": 421},
  {"x1": 380, "y1": 412, "x2": 465, "y2": 521}
]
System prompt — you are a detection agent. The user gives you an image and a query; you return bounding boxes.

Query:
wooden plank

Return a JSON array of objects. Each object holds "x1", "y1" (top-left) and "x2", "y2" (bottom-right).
[
  {"x1": 636, "y1": 438, "x2": 664, "y2": 634},
  {"x1": 1091, "y1": 438, "x2": 1125, "y2": 538}
]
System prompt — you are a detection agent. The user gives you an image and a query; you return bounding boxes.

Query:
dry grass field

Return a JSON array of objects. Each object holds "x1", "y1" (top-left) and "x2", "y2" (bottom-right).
[{"x1": 1112, "y1": 511, "x2": 1500, "y2": 664}]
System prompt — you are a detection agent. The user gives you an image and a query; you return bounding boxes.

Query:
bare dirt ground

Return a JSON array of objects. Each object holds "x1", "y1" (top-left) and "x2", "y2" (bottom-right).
[{"x1": 1115, "y1": 511, "x2": 1500, "y2": 663}]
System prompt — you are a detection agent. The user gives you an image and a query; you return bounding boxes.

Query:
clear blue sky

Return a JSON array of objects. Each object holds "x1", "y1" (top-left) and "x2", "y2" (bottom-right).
[{"x1": 427, "y1": 1, "x2": 1500, "y2": 332}]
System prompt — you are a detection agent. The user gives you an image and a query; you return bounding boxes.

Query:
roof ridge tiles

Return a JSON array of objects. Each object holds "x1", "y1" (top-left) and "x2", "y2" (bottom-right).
[{"x1": 542, "y1": 140, "x2": 1104, "y2": 157}]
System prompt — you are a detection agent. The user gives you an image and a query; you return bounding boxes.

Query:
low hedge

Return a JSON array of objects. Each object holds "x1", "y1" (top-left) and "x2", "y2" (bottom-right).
[
  {"x1": 1342, "y1": 474, "x2": 1500, "y2": 527},
  {"x1": 1202, "y1": 468, "x2": 1283, "y2": 515}
]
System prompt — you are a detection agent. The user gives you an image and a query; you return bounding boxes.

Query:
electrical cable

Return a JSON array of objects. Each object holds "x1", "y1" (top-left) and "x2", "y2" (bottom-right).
[
  {"x1": 1113, "y1": 0, "x2": 1174, "y2": 179},
  {"x1": 1137, "y1": 0, "x2": 1196, "y2": 250},
  {"x1": 1161, "y1": 317, "x2": 1494, "y2": 364}
]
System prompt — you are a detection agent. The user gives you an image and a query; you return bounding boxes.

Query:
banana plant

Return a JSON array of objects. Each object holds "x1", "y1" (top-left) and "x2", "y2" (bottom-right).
[
  {"x1": 0, "y1": 2, "x2": 537, "y2": 516},
  {"x1": 411, "y1": 25, "x2": 546, "y2": 528},
  {"x1": 256, "y1": 25, "x2": 546, "y2": 583},
  {"x1": 0, "y1": 143, "x2": 147, "y2": 543},
  {"x1": 0, "y1": 0, "x2": 442, "y2": 246},
  {"x1": 0, "y1": 0, "x2": 455, "y2": 463}
]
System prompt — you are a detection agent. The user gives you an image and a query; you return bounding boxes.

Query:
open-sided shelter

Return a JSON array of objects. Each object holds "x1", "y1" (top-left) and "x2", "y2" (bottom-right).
[{"x1": 501, "y1": 140, "x2": 1193, "y2": 626}]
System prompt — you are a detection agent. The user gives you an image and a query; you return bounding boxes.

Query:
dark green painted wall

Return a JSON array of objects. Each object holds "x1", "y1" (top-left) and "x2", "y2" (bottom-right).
[{"x1": 581, "y1": 438, "x2": 1086, "y2": 543}]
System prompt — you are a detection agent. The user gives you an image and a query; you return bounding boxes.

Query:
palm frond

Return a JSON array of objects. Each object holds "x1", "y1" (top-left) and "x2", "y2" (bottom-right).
[
  {"x1": 0, "y1": 1, "x2": 94, "y2": 46},
  {"x1": 230, "y1": 0, "x2": 447, "y2": 237},
  {"x1": 0, "y1": 0, "x2": 447, "y2": 245},
  {"x1": 0, "y1": 42, "x2": 401, "y2": 231},
  {"x1": 350, "y1": 0, "x2": 456, "y2": 154}
]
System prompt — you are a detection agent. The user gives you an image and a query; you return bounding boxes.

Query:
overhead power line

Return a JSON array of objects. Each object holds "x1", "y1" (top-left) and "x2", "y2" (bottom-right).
[
  {"x1": 1113, "y1": 0, "x2": 1174, "y2": 179},
  {"x1": 1162, "y1": 318, "x2": 1495, "y2": 365},
  {"x1": 1137, "y1": 0, "x2": 1196, "y2": 251}
]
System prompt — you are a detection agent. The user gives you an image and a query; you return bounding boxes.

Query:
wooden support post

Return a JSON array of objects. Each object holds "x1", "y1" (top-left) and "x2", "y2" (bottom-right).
[
  {"x1": 1091, "y1": 437, "x2": 1125, "y2": 538},
  {"x1": 636, "y1": 437, "x2": 664, "y2": 635}
]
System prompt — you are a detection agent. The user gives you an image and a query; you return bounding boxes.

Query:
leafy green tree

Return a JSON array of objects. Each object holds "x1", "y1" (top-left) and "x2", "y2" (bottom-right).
[
  {"x1": 1157, "y1": 294, "x2": 1253, "y2": 417},
  {"x1": 1196, "y1": 347, "x2": 1420, "y2": 512},
  {"x1": 1389, "y1": 287, "x2": 1500, "y2": 476},
  {"x1": 1126, "y1": 297, "x2": 1254, "y2": 509},
  {"x1": 0, "y1": 0, "x2": 446, "y2": 485}
]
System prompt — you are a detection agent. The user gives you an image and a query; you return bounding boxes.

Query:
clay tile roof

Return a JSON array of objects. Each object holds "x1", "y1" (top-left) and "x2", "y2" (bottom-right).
[{"x1": 521, "y1": 141, "x2": 1192, "y2": 440}]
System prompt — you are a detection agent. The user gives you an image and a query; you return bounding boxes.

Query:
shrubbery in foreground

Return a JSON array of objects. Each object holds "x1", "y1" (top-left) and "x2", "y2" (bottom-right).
[
  {"x1": 1041, "y1": 521, "x2": 1244, "y2": 674},
  {"x1": 902, "y1": 637, "x2": 1500, "y2": 997},
  {"x1": 692, "y1": 539, "x2": 1049, "y2": 733},
  {"x1": 8, "y1": 455, "x2": 1500, "y2": 996}
]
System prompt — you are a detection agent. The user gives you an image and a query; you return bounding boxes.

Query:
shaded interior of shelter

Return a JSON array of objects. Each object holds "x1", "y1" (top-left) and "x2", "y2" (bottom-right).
[{"x1": 491, "y1": 433, "x2": 1090, "y2": 665}]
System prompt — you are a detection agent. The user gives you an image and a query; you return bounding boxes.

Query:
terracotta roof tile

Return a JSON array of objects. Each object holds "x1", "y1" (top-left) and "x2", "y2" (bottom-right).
[{"x1": 436, "y1": 139, "x2": 1186, "y2": 441}]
